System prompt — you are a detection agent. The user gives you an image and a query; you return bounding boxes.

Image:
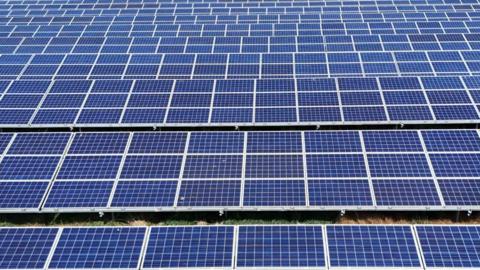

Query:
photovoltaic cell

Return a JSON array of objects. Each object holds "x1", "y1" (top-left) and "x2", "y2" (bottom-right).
[
  {"x1": 369, "y1": 152, "x2": 431, "y2": 176},
  {"x1": 177, "y1": 180, "x2": 241, "y2": 207},
  {"x1": 237, "y1": 226, "x2": 325, "y2": 267},
  {"x1": 373, "y1": 179, "x2": 441, "y2": 206},
  {"x1": 0, "y1": 228, "x2": 58, "y2": 269},
  {"x1": 327, "y1": 225, "x2": 421, "y2": 268},
  {"x1": 111, "y1": 180, "x2": 177, "y2": 207},
  {"x1": 243, "y1": 180, "x2": 306, "y2": 206},
  {"x1": 44, "y1": 181, "x2": 113, "y2": 208},
  {"x1": 49, "y1": 227, "x2": 146, "y2": 269},
  {"x1": 7, "y1": 133, "x2": 70, "y2": 155},
  {"x1": 120, "y1": 155, "x2": 183, "y2": 179},
  {"x1": 0, "y1": 134, "x2": 12, "y2": 154},
  {"x1": 304, "y1": 131, "x2": 362, "y2": 152},
  {"x1": 430, "y1": 153, "x2": 480, "y2": 177},
  {"x1": 183, "y1": 155, "x2": 243, "y2": 178},
  {"x1": 247, "y1": 132, "x2": 302, "y2": 153},
  {"x1": 188, "y1": 132, "x2": 244, "y2": 153},
  {"x1": 422, "y1": 130, "x2": 480, "y2": 152},
  {"x1": 246, "y1": 155, "x2": 303, "y2": 178},
  {"x1": 0, "y1": 181, "x2": 48, "y2": 209},
  {"x1": 308, "y1": 179, "x2": 373, "y2": 206},
  {"x1": 363, "y1": 131, "x2": 423, "y2": 152},
  {"x1": 68, "y1": 133, "x2": 129, "y2": 154},
  {"x1": 307, "y1": 154, "x2": 367, "y2": 178},
  {"x1": 417, "y1": 226, "x2": 480, "y2": 268},
  {"x1": 143, "y1": 226, "x2": 234, "y2": 268},
  {"x1": 0, "y1": 156, "x2": 60, "y2": 180},
  {"x1": 438, "y1": 179, "x2": 480, "y2": 206},
  {"x1": 57, "y1": 156, "x2": 122, "y2": 180},
  {"x1": 128, "y1": 133, "x2": 187, "y2": 154}
]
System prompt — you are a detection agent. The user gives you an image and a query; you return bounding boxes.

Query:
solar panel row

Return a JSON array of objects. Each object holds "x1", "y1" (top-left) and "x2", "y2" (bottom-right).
[
  {"x1": 0, "y1": 225, "x2": 478, "y2": 269},
  {"x1": 0, "y1": 77, "x2": 480, "y2": 126},
  {"x1": 0, "y1": 130, "x2": 479, "y2": 212}
]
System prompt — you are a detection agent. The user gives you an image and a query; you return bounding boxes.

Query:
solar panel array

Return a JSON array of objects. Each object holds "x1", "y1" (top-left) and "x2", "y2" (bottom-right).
[
  {"x1": 0, "y1": 225, "x2": 478, "y2": 269},
  {"x1": 1, "y1": 77, "x2": 480, "y2": 126},
  {"x1": 0, "y1": 130, "x2": 478, "y2": 212},
  {"x1": 1, "y1": 0, "x2": 480, "y2": 126}
]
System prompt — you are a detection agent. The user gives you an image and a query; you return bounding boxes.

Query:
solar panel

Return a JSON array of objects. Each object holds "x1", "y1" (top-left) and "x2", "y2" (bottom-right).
[
  {"x1": 304, "y1": 131, "x2": 362, "y2": 153},
  {"x1": 143, "y1": 226, "x2": 234, "y2": 268},
  {"x1": 120, "y1": 155, "x2": 183, "y2": 179},
  {"x1": 308, "y1": 179, "x2": 373, "y2": 206},
  {"x1": 363, "y1": 131, "x2": 423, "y2": 152},
  {"x1": 0, "y1": 130, "x2": 478, "y2": 212},
  {"x1": 68, "y1": 133, "x2": 129, "y2": 154},
  {"x1": 49, "y1": 227, "x2": 146, "y2": 269},
  {"x1": 128, "y1": 133, "x2": 187, "y2": 154},
  {"x1": 237, "y1": 225, "x2": 325, "y2": 268},
  {"x1": 430, "y1": 153, "x2": 480, "y2": 177},
  {"x1": 243, "y1": 180, "x2": 306, "y2": 206},
  {"x1": 183, "y1": 155, "x2": 243, "y2": 179},
  {"x1": 246, "y1": 155, "x2": 304, "y2": 178},
  {"x1": 422, "y1": 130, "x2": 480, "y2": 152},
  {"x1": 417, "y1": 226, "x2": 480, "y2": 268},
  {"x1": 0, "y1": 181, "x2": 49, "y2": 209},
  {"x1": 438, "y1": 179, "x2": 480, "y2": 206},
  {"x1": 57, "y1": 156, "x2": 122, "y2": 180},
  {"x1": 44, "y1": 181, "x2": 113, "y2": 208},
  {"x1": 307, "y1": 154, "x2": 367, "y2": 178},
  {"x1": 0, "y1": 228, "x2": 58, "y2": 269},
  {"x1": 367, "y1": 154, "x2": 432, "y2": 177},
  {"x1": 327, "y1": 225, "x2": 421, "y2": 268},
  {"x1": 373, "y1": 179, "x2": 441, "y2": 206},
  {"x1": 177, "y1": 180, "x2": 241, "y2": 207},
  {"x1": 247, "y1": 132, "x2": 302, "y2": 153},
  {"x1": 189, "y1": 132, "x2": 244, "y2": 153},
  {"x1": 111, "y1": 180, "x2": 177, "y2": 208},
  {"x1": 0, "y1": 156, "x2": 61, "y2": 180}
]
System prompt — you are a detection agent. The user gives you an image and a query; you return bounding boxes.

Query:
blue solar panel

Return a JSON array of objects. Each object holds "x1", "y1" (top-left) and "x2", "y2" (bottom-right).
[
  {"x1": 307, "y1": 154, "x2": 367, "y2": 177},
  {"x1": 44, "y1": 181, "x2": 113, "y2": 208},
  {"x1": 178, "y1": 180, "x2": 241, "y2": 207},
  {"x1": 417, "y1": 226, "x2": 480, "y2": 268},
  {"x1": 0, "y1": 156, "x2": 60, "y2": 180},
  {"x1": 327, "y1": 225, "x2": 421, "y2": 267},
  {"x1": 49, "y1": 227, "x2": 146, "y2": 269},
  {"x1": 247, "y1": 132, "x2": 302, "y2": 153},
  {"x1": 438, "y1": 179, "x2": 480, "y2": 206},
  {"x1": 0, "y1": 228, "x2": 58, "y2": 269},
  {"x1": 363, "y1": 131, "x2": 423, "y2": 152},
  {"x1": 308, "y1": 179, "x2": 373, "y2": 206},
  {"x1": 243, "y1": 180, "x2": 306, "y2": 206},
  {"x1": 68, "y1": 133, "x2": 129, "y2": 154},
  {"x1": 111, "y1": 180, "x2": 177, "y2": 207},
  {"x1": 246, "y1": 155, "x2": 303, "y2": 178},
  {"x1": 422, "y1": 130, "x2": 480, "y2": 152},
  {"x1": 143, "y1": 226, "x2": 234, "y2": 268},
  {"x1": 128, "y1": 133, "x2": 187, "y2": 154},
  {"x1": 120, "y1": 155, "x2": 183, "y2": 179},
  {"x1": 373, "y1": 179, "x2": 441, "y2": 206},
  {"x1": 183, "y1": 155, "x2": 242, "y2": 178},
  {"x1": 0, "y1": 134, "x2": 12, "y2": 154},
  {"x1": 237, "y1": 226, "x2": 325, "y2": 267},
  {"x1": 368, "y1": 154, "x2": 432, "y2": 177},
  {"x1": 57, "y1": 156, "x2": 122, "y2": 180},
  {"x1": 430, "y1": 153, "x2": 480, "y2": 177},
  {"x1": 189, "y1": 132, "x2": 244, "y2": 153},
  {"x1": 304, "y1": 131, "x2": 362, "y2": 152},
  {"x1": 8, "y1": 134, "x2": 69, "y2": 155},
  {"x1": 0, "y1": 181, "x2": 48, "y2": 209}
]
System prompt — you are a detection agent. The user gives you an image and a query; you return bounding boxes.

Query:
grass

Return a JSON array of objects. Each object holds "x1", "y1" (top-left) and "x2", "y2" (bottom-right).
[{"x1": 0, "y1": 211, "x2": 476, "y2": 227}]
